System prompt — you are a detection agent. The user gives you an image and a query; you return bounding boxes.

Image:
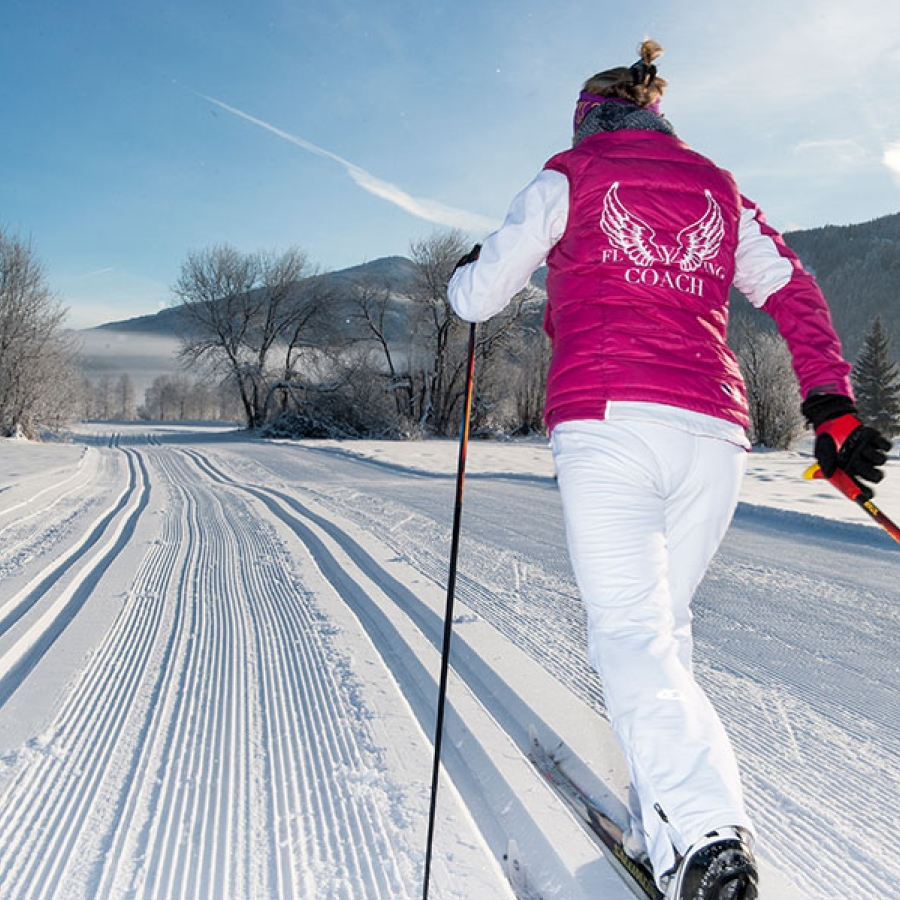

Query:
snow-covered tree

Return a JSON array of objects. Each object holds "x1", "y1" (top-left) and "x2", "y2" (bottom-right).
[
  {"x1": 851, "y1": 315, "x2": 900, "y2": 438},
  {"x1": 733, "y1": 324, "x2": 803, "y2": 449},
  {"x1": 93, "y1": 374, "x2": 116, "y2": 421},
  {"x1": 0, "y1": 229, "x2": 77, "y2": 437},
  {"x1": 172, "y1": 244, "x2": 325, "y2": 430},
  {"x1": 117, "y1": 373, "x2": 136, "y2": 420},
  {"x1": 404, "y1": 230, "x2": 538, "y2": 437},
  {"x1": 138, "y1": 373, "x2": 236, "y2": 422}
]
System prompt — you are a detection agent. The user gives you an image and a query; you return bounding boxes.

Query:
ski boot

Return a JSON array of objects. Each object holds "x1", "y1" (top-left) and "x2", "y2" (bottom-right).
[{"x1": 664, "y1": 827, "x2": 758, "y2": 900}]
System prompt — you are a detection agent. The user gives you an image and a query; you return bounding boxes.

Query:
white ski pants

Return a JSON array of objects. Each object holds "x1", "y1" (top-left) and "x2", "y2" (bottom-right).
[{"x1": 551, "y1": 418, "x2": 754, "y2": 881}]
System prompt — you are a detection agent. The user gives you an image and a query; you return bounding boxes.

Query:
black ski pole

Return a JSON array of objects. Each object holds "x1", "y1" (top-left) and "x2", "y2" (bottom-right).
[{"x1": 422, "y1": 322, "x2": 477, "y2": 900}]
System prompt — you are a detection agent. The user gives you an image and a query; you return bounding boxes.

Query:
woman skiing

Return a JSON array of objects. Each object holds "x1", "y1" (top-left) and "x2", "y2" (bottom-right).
[{"x1": 448, "y1": 40, "x2": 890, "y2": 900}]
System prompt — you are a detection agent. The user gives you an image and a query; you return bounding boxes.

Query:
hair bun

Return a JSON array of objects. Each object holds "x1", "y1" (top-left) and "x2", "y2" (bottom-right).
[
  {"x1": 581, "y1": 39, "x2": 668, "y2": 110},
  {"x1": 639, "y1": 39, "x2": 664, "y2": 66}
]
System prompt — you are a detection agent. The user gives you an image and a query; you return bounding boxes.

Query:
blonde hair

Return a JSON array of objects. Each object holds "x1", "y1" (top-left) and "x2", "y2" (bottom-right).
[{"x1": 583, "y1": 40, "x2": 667, "y2": 108}]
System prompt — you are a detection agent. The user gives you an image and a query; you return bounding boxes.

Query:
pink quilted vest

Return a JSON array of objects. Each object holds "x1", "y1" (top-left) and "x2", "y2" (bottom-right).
[{"x1": 543, "y1": 129, "x2": 749, "y2": 430}]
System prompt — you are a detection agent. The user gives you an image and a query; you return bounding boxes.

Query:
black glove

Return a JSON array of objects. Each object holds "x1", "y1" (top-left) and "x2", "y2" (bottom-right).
[
  {"x1": 454, "y1": 244, "x2": 481, "y2": 272},
  {"x1": 802, "y1": 393, "x2": 891, "y2": 490}
]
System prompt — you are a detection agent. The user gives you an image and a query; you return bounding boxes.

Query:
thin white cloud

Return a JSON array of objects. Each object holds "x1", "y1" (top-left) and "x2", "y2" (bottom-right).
[
  {"x1": 198, "y1": 94, "x2": 499, "y2": 234},
  {"x1": 793, "y1": 139, "x2": 867, "y2": 166},
  {"x1": 884, "y1": 138, "x2": 900, "y2": 187}
]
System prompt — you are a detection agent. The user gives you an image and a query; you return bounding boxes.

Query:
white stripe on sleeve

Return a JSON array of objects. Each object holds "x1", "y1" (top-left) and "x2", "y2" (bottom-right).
[{"x1": 733, "y1": 205, "x2": 793, "y2": 308}]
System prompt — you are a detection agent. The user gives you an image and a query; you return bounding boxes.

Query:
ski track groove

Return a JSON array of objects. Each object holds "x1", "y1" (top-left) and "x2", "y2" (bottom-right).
[
  {"x1": 0, "y1": 447, "x2": 149, "y2": 707},
  {"x1": 131, "y1": 448, "x2": 256, "y2": 900},
  {"x1": 0, "y1": 445, "x2": 151, "y2": 897},
  {"x1": 98, "y1": 440, "x2": 405, "y2": 899},
  {"x1": 0, "y1": 447, "x2": 102, "y2": 571},
  {"x1": 0, "y1": 450, "x2": 134, "y2": 642},
  {"x1": 0, "y1": 445, "x2": 93, "y2": 524},
  {"x1": 92, "y1": 465, "x2": 192, "y2": 899},
  {"x1": 290, "y1": 479, "x2": 606, "y2": 715},
  {"x1": 0, "y1": 439, "x2": 418, "y2": 898},
  {"x1": 182, "y1": 447, "x2": 411, "y2": 898}
]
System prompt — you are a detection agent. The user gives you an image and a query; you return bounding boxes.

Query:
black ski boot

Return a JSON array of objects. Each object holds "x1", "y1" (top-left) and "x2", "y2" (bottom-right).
[{"x1": 665, "y1": 828, "x2": 758, "y2": 900}]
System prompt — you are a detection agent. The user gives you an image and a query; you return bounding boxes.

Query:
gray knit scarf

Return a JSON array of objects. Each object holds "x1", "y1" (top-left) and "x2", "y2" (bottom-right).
[{"x1": 573, "y1": 102, "x2": 676, "y2": 146}]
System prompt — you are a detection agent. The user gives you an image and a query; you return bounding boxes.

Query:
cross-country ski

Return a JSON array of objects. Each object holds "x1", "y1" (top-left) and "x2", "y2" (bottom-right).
[{"x1": 528, "y1": 729, "x2": 662, "y2": 900}]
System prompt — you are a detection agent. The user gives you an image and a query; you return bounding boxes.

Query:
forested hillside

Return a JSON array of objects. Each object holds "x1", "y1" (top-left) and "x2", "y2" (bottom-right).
[{"x1": 730, "y1": 212, "x2": 900, "y2": 362}]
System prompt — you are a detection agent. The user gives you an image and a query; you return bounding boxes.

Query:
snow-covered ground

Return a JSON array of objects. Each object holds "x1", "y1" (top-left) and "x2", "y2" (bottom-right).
[{"x1": 0, "y1": 424, "x2": 897, "y2": 899}]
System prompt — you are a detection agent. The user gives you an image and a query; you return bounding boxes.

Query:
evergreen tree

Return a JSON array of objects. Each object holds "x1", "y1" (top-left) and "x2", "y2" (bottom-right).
[{"x1": 851, "y1": 315, "x2": 900, "y2": 438}]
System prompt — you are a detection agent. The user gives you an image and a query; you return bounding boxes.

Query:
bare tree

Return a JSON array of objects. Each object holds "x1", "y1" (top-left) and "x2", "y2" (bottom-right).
[
  {"x1": 404, "y1": 230, "x2": 472, "y2": 434},
  {"x1": 0, "y1": 229, "x2": 76, "y2": 437},
  {"x1": 335, "y1": 234, "x2": 469, "y2": 435},
  {"x1": 172, "y1": 244, "x2": 323, "y2": 429},
  {"x1": 403, "y1": 230, "x2": 538, "y2": 435},
  {"x1": 733, "y1": 323, "x2": 803, "y2": 449},
  {"x1": 503, "y1": 326, "x2": 551, "y2": 435},
  {"x1": 344, "y1": 275, "x2": 423, "y2": 431},
  {"x1": 468, "y1": 289, "x2": 542, "y2": 433},
  {"x1": 339, "y1": 232, "x2": 545, "y2": 436},
  {"x1": 117, "y1": 374, "x2": 137, "y2": 420}
]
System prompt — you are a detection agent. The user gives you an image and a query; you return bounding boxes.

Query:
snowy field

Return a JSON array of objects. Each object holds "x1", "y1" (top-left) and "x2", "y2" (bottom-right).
[{"x1": 0, "y1": 423, "x2": 898, "y2": 899}]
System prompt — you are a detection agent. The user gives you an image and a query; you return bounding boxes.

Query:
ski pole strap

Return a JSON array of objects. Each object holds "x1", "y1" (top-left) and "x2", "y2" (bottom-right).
[{"x1": 804, "y1": 463, "x2": 900, "y2": 545}]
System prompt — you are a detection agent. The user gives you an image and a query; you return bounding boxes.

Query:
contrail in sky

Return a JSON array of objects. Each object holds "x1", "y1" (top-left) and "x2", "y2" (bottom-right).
[
  {"x1": 76, "y1": 267, "x2": 114, "y2": 279},
  {"x1": 199, "y1": 94, "x2": 500, "y2": 234}
]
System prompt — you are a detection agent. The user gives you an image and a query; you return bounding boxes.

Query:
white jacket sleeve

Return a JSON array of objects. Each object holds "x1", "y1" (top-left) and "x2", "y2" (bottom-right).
[
  {"x1": 448, "y1": 169, "x2": 569, "y2": 322},
  {"x1": 732, "y1": 202, "x2": 793, "y2": 308}
]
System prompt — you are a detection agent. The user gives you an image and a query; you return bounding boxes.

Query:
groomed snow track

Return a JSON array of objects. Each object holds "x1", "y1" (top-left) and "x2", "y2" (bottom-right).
[
  {"x1": 1, "y1": 426, "x2": 895, "y2": 899},
  {"x1": 0, "y1": 430, "x2": 626, "y2": 900}
]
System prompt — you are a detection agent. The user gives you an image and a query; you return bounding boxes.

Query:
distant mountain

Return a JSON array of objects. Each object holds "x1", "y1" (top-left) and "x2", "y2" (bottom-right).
[
  {"x1": 326, "y1": 255, "x2": 420, "y2": 292},
  {"x1": 782, "y1": 212, "x2": 900, "y2": 360},
  {"x1": 88, "y1": 257, "x2": 419, "y2": 336},
  {"x1": 730, "y1": 211, "x2": 900, "y2": 361},
  {"x1": 91, "y1": 306, "x2": 186, "y2": 336},
  {"x1": 75, "y1": 214, "x2": 900, "y2": 395}
]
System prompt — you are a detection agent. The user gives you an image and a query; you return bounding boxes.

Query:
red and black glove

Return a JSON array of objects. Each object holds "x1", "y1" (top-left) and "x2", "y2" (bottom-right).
[{"x1": 802, "y1": 393, "x2": 891, "y2": 496}]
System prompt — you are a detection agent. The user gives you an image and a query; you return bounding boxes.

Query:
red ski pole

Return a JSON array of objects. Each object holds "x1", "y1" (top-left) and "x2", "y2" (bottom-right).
[{"x1": 804, "y1": 463, "x2": 900, "y2": 545}]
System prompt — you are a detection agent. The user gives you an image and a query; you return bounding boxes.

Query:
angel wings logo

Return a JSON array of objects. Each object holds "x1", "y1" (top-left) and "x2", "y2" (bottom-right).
[{"x1": 598, "y1": 182, "x2": 726, "y2": 296}]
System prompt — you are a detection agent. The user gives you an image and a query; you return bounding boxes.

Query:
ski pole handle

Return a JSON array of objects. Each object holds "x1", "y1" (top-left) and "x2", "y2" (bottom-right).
[
  {"x1": 803, "y1": 462, "x2": 867, "y2": 502},
  {"x1": 804, "y1": 463, "x2": 900, "y2": 545}
]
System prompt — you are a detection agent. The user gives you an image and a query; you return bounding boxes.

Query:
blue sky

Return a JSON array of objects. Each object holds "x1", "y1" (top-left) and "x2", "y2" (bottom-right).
[{"x1": 2, "y1": 0, "x2": 899, "y2": 329}]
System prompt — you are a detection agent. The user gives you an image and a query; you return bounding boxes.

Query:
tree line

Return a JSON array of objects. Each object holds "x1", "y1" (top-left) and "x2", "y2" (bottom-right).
[
  {"x1": 728, "y1": 304, "x2": 900, "y2": 448},
  {"x1": 3, "y1": 223, "x2": 900, "y2": 446},
  {"x1": 169, "y1": 231, "x2": 546, "y2": 439},
  {"x1": 75, "y1": 372, "x2": 243, "y2": 423}
]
